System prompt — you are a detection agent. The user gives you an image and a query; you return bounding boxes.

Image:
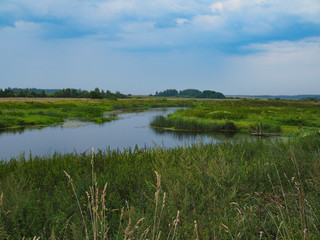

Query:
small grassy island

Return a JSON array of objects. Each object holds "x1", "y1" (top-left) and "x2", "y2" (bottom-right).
[{"x1": 151, "y1": 99, "x2": 320, "y2": 137}]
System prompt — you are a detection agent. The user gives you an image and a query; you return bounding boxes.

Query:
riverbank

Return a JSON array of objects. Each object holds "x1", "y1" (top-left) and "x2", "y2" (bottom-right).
[
  {"x1": 0, "y1": 98, "x2": 189, "y2": 130},
  {"x1": 0, "y1": 133, "x2": 319, "y2": 239}
]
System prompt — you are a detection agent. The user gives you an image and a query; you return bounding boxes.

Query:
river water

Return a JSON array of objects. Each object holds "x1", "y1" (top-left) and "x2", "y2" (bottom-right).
[{"x1": 0, "y1": 108, "x2": 243, "y2": 161}]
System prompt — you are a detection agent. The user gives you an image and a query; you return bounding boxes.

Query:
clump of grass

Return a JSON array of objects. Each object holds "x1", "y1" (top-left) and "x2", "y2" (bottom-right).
[
  {"x1": 92, "y1": 116, "x2": 120, "y2": 124},
  {"x1": 151, "y1": 115, "x2": 237, "y2": 132}
]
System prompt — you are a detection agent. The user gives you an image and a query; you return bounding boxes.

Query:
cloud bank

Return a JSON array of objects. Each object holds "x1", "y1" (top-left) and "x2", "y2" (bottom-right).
[{"x1": 0, "y1": 0, "x2": 319, "y2": 94}]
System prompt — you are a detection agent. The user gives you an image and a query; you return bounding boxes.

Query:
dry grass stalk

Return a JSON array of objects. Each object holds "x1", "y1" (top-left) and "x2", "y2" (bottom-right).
[
  {"x1": 194, "y1": 220, "x2": 199, "y2": 240},
  {"x1": 153, "y1": 171, "x2": 161, "y2": 240},
  {"x1": 156, "y1": 231, "x2": 162, "y2": 240},
  {"x1": 156, "y1": 192, "x2": 166, "y2": 236},
  {"x1": 65, "y1": 147, "x2": 110, "y2": 240},
  {"x1": 86, "y1": 148, "x2": 109, "y2": 240},
  {"x1": 221, "y1": 223, "x2": 234, "y2": 240},
  {"x1": 117, "y1": 207, "x2": 125, "y2": 236},
  {"x1": 124, "y1": 216, "x2": 131, "y2": 237},
  {"x1": 156, "y1": 171, "x2": 161, "y2": 190},
  {"x1": 140, "y1": 225, "x2": 151, "y2": 240},
  {"x1": 64, "y1": 170, "x2": 89, "y2": 239},
  {"x1": 64, "y1": 215, "x2": 73, "y2": 239},
  {"x1": 124, "y1": 217, "x2": 145, "y2": 239},
  {"x1": 171, "y1": 211, "x2": 180, "y2": 240}
]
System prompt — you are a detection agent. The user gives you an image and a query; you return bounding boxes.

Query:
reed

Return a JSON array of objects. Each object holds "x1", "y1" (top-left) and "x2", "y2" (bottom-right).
[{"x1": 150, "y1": 115, "x2": 237, "y2": 132}]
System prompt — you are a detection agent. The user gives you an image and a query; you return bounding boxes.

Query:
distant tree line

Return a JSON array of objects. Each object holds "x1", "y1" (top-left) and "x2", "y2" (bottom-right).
[
  {"x1": 153, "y1": 89, "x2": 225, "y2": 99},
  {"x1": 0, "y1": 88, "x2": 128, "y2": 99}
]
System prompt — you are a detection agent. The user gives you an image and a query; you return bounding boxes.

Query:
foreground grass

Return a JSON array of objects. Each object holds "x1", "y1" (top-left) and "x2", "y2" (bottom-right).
[
  {"x1": 0, "y1": 133, "x2": 320, "y2": 239},
  {"x1": 0, "y1": 98, "x2": 188, "y2": 129},
  {"x1": 151, "y1": 99, "x2": 320, "y2": 136}
]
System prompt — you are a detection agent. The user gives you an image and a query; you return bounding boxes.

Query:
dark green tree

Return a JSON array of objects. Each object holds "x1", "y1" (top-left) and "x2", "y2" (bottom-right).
[{"x1": 90, "y1": 88, "x2": 102, "y2": 99}]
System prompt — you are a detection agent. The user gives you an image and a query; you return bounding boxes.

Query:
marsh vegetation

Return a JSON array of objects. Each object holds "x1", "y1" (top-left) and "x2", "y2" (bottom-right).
[
  {"x1": 151, "y1": 99, "x2": 320, "y2": 136},
  {"x1": 0, "y1": 98, "x2": 188, "y2": 130},
  {"x1": 0, "y1": 98, "x2": 319, "y2": 239},
  {"x1": 0, "y1": 133, "x2": 320, "y2": 239}
]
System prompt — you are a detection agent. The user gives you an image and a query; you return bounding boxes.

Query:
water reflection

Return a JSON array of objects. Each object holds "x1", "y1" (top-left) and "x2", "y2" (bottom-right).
[
  {"x1": 0, "y1": 125, "x2": 47, "y2": 135},
  {"x1": 151, "y1": 127, "x2": 242, "y2": 141}
]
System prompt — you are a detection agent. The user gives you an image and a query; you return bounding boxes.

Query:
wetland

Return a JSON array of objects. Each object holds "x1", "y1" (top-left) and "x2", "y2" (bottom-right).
[{"x1": 0, "y1": 97, "x2": 319, "y2": 239}]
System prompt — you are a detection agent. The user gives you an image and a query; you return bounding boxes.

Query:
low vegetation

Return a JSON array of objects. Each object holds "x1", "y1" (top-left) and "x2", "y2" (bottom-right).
[
  {"x1": 0, "y1": 98, "x2": 188, "y2": 130},
  {"x1": 151, "y1": 99, "x2": 320, "y2": 136},
  {"x1": 0, "y1": 133, "x2": 319, "y2": 239}
]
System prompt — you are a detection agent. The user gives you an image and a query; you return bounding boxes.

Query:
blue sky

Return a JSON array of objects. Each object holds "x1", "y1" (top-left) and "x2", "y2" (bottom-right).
[{"x1": 0, "y1": 0, "x2": 320, "y2": 95}]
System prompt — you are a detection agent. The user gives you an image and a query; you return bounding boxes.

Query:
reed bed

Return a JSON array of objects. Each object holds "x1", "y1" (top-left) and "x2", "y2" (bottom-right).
[
  {"x1": 150, "y1": 99, "x2": 320, "y2": 135},
  {"x1": 0, "y1": 133, "x2": 319, "y2": 239}
]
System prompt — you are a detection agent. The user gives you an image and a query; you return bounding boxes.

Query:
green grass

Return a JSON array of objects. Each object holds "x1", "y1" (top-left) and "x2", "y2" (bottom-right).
[
  {"x1": 151, "y1": 99, "x2": 320, "y2": 136},
  {"x1": 0, "y1": 133, "x2": 320, "y2": 239},
  {"x1": 0, "y1": 98, "x2": 189, "y2": 129}
]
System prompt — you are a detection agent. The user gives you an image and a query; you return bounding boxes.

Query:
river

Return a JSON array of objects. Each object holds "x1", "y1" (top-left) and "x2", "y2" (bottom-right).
[{"x1": 0, "y1": 108, "x2": 243, "y2": 161}]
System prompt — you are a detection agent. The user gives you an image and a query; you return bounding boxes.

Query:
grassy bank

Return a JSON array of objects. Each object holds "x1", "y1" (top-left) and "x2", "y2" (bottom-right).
[
  {"x1": 0, "y1": 98, "x2": 188, "y2": 130},
  {"x1": 0, "y1": 133, "x2": 320, "y2": 239},
  {"x1": 151, "y1": 99, "x2": 320, "y2": 136}
]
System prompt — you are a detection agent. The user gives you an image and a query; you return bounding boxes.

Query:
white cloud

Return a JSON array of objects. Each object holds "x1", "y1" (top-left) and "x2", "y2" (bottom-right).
[
  {"x1": 222, "y1": 38, "x2": 320, "y2": 94},
  {"x1": 210, "y1": 2, "x2": 223, "y2": 14},
  {"x1": 175, "y1": 18, "x2": 189, "y2": 27}
]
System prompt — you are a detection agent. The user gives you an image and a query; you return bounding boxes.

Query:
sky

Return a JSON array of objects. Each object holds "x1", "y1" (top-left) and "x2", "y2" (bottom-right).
[{"x1": 0, "y1": 0, "x2": 320, "y2": 95}]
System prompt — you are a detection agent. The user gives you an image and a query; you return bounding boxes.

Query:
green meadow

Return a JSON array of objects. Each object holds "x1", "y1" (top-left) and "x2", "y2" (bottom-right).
[
  {"x1": 151, "y1": 99, "x2": 320, "y2": 136},
  {"x1": 0, "y1": 98, "x2": 320, "y2": 239}
]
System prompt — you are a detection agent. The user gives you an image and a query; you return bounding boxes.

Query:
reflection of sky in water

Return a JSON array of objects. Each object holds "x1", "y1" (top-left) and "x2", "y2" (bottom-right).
[{"x1": 0, "y1": 108, "x2": 248, "y2": 161}]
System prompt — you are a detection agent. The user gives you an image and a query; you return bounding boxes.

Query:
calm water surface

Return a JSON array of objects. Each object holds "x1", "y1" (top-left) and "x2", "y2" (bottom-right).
[{"x1": 0, "y1": 108, "x2": 242, "y2": 161}]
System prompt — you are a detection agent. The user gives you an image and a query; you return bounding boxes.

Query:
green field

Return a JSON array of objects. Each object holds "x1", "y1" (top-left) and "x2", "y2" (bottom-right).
[{"x1": 151, "y1": 99, "x2": 320, "y2": 136}]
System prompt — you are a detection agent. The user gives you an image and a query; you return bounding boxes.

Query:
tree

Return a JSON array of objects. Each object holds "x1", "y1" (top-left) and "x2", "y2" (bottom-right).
[
  {"x1": 198, "y1": 90, "x2": 225, "y2": 99},
  {"x1": 156, "y1": 89, "x2": 179, "y2": 97},
  {"x1": 179, "y1": 89, "x2": 202, "y2": 98},
  {"x1": 40, "y1": 90, "x2": 47, "y2": 97},
  {"x1": 89, "y1": 88, "x2": 102, "y2": 99}
]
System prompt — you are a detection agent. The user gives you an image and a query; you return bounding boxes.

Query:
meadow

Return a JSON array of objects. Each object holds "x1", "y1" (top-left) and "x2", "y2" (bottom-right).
[{"x1": 151, "y1": 99, "x2": 320, "y2": 136}]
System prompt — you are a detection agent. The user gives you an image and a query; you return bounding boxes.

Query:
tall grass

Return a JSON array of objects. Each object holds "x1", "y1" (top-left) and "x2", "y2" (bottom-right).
[
  {"x1": 151, "y1": 115, "x2": 237, "y2": 132},
  {"x1": 63, "y1": 149, "x2": 181, "y2": 240},
  {"x1": 0, "y1": 133, "x2": 319, "y2": 238}
]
